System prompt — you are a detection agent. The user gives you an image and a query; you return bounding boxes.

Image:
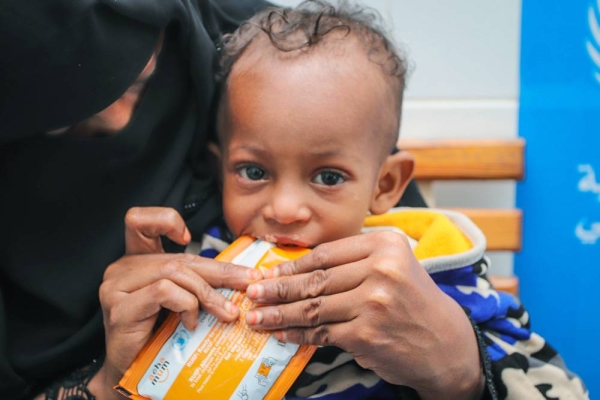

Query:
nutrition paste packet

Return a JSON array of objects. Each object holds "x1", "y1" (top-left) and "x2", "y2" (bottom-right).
[{"x1": 115, "y1": 235, "x2": 316, "y2": 400}]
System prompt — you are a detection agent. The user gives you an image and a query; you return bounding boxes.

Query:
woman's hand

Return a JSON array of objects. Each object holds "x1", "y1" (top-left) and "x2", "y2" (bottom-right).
[
  {"x1": 244, "y1": 231, "x2": 484, "y2": 400},
  {"x1": 90, "y1": 207, "x2": 262, "y2": 399}
]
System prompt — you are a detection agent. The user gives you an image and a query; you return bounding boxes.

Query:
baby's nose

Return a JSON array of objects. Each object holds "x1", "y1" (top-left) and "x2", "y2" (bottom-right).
[{"x1": 264, "y1": 186, "x2": 311, "y2": 225}]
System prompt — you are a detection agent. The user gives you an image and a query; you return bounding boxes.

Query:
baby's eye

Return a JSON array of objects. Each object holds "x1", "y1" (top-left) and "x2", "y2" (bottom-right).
[
  {"x1": 238, "y1": 165, "x2": 267, "y2": 181},
  {"x1": 313, "y1": 170, "x2": 346, "y2": 186}
]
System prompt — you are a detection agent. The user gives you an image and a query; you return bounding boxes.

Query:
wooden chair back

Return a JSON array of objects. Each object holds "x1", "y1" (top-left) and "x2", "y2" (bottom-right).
[{"x1": 398, "y1": 138, "x2": 524, "y2": 295}]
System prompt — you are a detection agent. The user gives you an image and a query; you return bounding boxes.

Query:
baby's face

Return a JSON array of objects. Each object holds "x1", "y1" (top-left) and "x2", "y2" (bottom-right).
[{"x1": 218, "y1": 47, "x2": 396, "y2": 247}]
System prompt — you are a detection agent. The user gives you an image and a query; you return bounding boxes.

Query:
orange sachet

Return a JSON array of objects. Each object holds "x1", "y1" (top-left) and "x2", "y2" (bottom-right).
[{"x1": 115, "y1": 236, "x2": 316, "y2": 400}]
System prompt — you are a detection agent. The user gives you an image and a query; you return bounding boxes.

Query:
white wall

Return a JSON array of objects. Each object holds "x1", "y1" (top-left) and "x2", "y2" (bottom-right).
[{"x1": 269, "y1": 0, "x2": 522, "y2": 275}]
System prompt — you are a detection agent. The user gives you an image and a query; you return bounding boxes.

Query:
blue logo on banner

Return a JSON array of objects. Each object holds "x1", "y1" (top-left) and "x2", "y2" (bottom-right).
[
  {"x1": 586, "y1": 1, "x2": 600, "y2": 83},
  {"x1": 518, "y1": 0, "x2": 600, "y2": 396},
  {"x1": 576, "y1": 164, "x2": 600, "y2": 244}
]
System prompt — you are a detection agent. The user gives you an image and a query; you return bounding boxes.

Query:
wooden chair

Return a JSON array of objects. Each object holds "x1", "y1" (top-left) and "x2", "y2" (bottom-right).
[{"x1": 398, "y1": 138, "x2": 524, "y2": 295}]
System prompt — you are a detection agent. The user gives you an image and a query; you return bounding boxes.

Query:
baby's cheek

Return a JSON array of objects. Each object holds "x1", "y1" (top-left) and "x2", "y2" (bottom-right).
[
  {"x1": 223, "y1": 202, "x2": 248, "y2": 236},
  {"x1": 316, "y1": 223, "x2": 358, "y2": 245}
]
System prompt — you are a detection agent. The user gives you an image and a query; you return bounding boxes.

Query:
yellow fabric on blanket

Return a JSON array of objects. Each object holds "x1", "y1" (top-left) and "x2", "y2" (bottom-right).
[{"x1": 364, "y1": 210, "x2": 472, "y2": 260}]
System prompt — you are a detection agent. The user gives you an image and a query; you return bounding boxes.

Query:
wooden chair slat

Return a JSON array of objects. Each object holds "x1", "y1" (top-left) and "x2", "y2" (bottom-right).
[
  {"x1": 488, "y1": 276, "x2": 519, "y2": 296},
  {"x1": 448, "y1": 208, "x2": 522, "y2": 252},
  {"x1": 398, "y1": 138, "x2": 525, "y2": 180}
]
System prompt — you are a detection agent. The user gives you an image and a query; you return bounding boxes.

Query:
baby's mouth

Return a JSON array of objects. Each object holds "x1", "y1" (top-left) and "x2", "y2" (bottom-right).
[{"x1": 261, "y1": 234, "x2": 309, "y2": 248}]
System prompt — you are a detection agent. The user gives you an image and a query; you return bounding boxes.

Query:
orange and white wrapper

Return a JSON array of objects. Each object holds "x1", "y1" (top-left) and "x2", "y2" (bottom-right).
[{"x1": 115, "y1": 236, "x2": 316, "y2": 400}]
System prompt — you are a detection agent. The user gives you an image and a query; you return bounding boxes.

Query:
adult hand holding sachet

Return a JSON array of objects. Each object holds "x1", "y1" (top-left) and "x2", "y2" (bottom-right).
[{"x1": 97, "y1": 208, "x2": 263, "y2": 400}]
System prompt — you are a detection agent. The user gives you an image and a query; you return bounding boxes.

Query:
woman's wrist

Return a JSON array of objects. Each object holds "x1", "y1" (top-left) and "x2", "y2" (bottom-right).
[
  {"x1": 87, "y1": 363, "x2": 124, "y2": 400},
  {"x1": 415, "y1": 354, "x2": 485, "y2": 400},
  {"x1": 39, "y1": 357, "x2": 109, "y2": 400},
  {"x1": 414, "y1": 300, "x2": 488, "y2": 400},
  {"x1": 417, "y1": 307, "x2": 497, "y2": 400}
]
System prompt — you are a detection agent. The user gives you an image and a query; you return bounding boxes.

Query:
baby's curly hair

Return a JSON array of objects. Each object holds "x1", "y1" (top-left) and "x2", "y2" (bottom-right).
[{"x1": 217, "y1": 0, "x2": 408, "y2": 117}]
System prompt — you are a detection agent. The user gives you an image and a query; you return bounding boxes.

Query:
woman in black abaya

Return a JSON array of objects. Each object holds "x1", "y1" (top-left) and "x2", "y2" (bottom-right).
[{"x1": 0, "y1": 1, "x2": 270, "y2": 398}]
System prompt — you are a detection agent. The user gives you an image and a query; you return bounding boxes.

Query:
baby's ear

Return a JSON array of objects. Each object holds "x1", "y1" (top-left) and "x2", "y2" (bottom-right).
[{"x1": 369, "y1": 150, "x2": 414, "y2": 215}]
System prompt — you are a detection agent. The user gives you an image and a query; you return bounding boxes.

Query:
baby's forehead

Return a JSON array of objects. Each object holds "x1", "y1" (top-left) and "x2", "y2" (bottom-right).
[
  {"x1": 221, "y1": 77, "x2": 389, "y2": 162},
  {"x1": 231, "y1": 30, "x2": 402, "y2": 122},
  {"x1": 228, "y1": 33, "x2": 394, "y2": 103},
  {"x1": 228, "y1": 45, "x2": 392, "y2": 130},
  {"x1": 233, "y1": 32, "x2": 378, "y2": 74},
  {"x1": 222, "y1": 38, "x2": 398, "y2": 158}
]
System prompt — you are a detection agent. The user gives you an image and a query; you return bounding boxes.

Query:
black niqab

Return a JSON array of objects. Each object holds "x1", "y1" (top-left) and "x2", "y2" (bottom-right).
[{"x1": 0, "y1": 0, "x2": 268, "y2": 398}]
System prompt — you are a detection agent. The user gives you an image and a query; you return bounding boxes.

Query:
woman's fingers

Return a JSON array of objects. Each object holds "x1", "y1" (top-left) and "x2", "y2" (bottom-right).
[
  {"x1": 247, "y1": 232, "x2": 410, "y2": 306},
  {"x1": 265, "y1": 230, "x2": 407, "y2": 278},
  {"x1": 246, "y1": 289, "x2": 358, "y2": 332},
  {"x1": 102, "y1": 254, "x2": 263, "y2": 331},
  {"x1": 271, "y1": 322, "x2": 346, "y2": 348},
  {"x1": 104, "y1": 253, "x2": 261, "y2": 294},
  {"x1": 246, "y1": 259, "x2": 367, "y2": 304},
  {"x1": 106, "y1": 279, "x2": 201, "y2": 331},
  {"x1": 125, "y1": 207, "x2": 191, "y2": 255}
]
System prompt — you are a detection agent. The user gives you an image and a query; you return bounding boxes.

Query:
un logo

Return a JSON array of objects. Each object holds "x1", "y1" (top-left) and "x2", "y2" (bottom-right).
[
  {"x1": 576, "y1": 164, "x2": 600, "y2": 245},
  {"x1": 586, "y1": 1, "x2": 600, "y2": 84},
  {"x1": 172, "y1": 329, "x2": 190, "y2": 351}
]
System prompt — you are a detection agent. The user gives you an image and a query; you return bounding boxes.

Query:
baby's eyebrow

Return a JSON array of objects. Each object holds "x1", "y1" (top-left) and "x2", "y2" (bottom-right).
[
  {"x1": 308, "y1": 149, "x2": 363, "y2": 162},
  {"x1": 229, "y1": 144, "x2": 270, "y2": 156}
]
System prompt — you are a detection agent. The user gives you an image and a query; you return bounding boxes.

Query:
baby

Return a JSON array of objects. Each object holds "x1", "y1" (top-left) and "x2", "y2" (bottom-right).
[{"x1": 210, "y1": 1, "x2": 414, "y2": 247}]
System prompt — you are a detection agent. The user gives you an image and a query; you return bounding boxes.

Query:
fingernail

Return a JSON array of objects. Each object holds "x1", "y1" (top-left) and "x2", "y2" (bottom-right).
[
  {"x1": 224, "y1": 301, "x2": 238, "y2": 316},
  {"x1": 247, "y1": 269, "x2": 263, "y2": 281},
  {"x1": 246, "y1": 310, "x2": 263, "y2": 325},
  {"x1": 246, "y1": 283, "x2": 264, "y2": 300},
  {"x1": 183, "y1": 228, "x2": 191, "y2": 243},
  {"x1": 274, "y1": 330, "x2": 285, "y2": 342}
]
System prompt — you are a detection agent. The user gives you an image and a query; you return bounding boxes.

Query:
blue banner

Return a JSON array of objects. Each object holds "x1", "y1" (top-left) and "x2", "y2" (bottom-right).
[{"x1": 518, "y1": 0, "x2": 600, "y2": 396}]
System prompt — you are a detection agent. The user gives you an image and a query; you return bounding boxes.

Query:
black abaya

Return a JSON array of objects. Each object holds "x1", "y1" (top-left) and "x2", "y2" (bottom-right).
[{"x1": 0, "y1": 1, "x2": 269, "y2": 397}]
